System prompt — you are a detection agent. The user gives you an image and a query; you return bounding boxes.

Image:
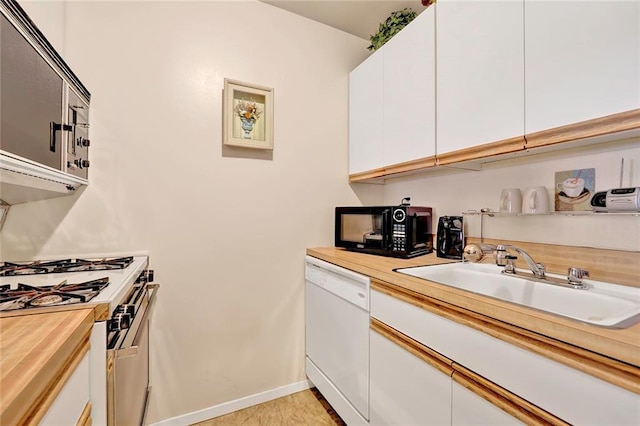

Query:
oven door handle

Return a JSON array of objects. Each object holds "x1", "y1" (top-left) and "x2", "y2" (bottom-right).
[{"x1": 115, "y1": 283, "x2": 160, "y2": 359}]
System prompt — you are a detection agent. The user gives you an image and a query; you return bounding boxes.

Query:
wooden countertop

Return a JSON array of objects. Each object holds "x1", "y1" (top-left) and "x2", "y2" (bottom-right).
[
  {"x1": 0, "y1": 309, "x2": 94, "y2": 425},
  {"x1": 306, "y1": 247, "x2": 640, "y2": 369}
]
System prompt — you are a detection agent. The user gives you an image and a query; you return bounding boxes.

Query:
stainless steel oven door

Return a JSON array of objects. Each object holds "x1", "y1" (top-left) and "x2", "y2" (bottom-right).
[{"x1": 107, "y1": 283, "x2": 159, "y2": 426}]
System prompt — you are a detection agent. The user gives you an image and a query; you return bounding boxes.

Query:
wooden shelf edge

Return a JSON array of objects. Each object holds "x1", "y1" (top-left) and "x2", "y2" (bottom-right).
[
  {"x1": 525, "y1": 109, "x2": 640, "y2": 148},
  {"x1": 382, "y1": 156, "x2": 437, "y2": 176},
  {"x1": 348, "y1": 167, "x2": 387, "y2": 183},
  {"x1": 349, "y1": 156, "x2": 437, "y2": 183},
  {"x1": 348, "y1": 109, "x2": 639, "y2": 182},
  {"x1": 437, "y1": 136, "x2": 526, "y2": 166}
]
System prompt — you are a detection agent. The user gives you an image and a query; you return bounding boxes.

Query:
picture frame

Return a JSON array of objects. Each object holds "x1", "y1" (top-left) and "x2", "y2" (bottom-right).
[{"x1": 223, "y1": 79, "x2": 274, "y2": 150}]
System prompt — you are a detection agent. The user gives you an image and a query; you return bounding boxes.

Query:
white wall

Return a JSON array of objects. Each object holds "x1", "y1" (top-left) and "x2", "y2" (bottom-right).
[
  {"x1": 1, "y1": 1, "x2": 382, "y2": 423},
  {"x1": 383, "y1": 139, "x2": 640, "y2": 251}
]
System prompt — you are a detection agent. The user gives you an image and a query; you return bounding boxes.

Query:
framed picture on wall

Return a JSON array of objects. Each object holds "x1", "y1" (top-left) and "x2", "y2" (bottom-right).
[
  {"x1": 554, "y1": 168, "x2": 595, "y2": 212},
  {"x1": 223, "y1": 79, "x2": 274, "y2": 150}
]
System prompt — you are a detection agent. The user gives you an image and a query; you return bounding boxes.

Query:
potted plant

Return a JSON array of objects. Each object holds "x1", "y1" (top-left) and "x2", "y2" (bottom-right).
[{"x1": 367, "y1": 7, "x2": 416, "y2": 51}]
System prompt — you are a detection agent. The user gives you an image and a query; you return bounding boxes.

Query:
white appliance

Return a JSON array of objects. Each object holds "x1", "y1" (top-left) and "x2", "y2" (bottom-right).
[
  {"x1": 305, "y1": 256, "x2": 370, "y2": 425},
  {"x1": 0, "y1": 256, "x2": 157, "y2": 426}
]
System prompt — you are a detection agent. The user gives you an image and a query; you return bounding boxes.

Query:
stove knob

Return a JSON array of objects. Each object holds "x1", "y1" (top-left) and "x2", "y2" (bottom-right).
[
  {"x1": 79, "y1": 159, "x2": 90, "y2": 168},
  {"x1": 121, "y1": 304, "x2": 136, "y2": 317},
  {"x1": 109, "y1": 312, "x2": 131, "y2": 332},
  {"x1": 82, "y1": 138, "x2": 90, "y2": 147}
]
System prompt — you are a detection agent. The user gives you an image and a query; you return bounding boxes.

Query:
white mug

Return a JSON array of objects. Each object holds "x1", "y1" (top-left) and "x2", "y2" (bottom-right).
[
  {"x1": 522, "y1": 186, "x2": 549, "y2": 214},
  {"x1": 556, "y1": 177, "x2": 585, "y2": 198},
  {"x1": 500, "y1": 188, "x2": 522, "y2": 214}
]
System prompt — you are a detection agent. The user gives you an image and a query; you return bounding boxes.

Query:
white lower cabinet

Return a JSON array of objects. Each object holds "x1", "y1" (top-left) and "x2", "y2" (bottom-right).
[
  {"x1": 371, "y1": 288, "x2": 640, "y2": 425},
  {"x1": 41, "y1": 351, "x2": 91, "y2": 425},
  {"x1": 451, "y1": 379, "x2": 521, "y2": 426},
  {"x1": 369, "y1": 329, "x2": 451, "y2": 425}
]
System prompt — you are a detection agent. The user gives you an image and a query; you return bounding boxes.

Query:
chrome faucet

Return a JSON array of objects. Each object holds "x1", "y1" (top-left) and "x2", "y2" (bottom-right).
[
  {"x1": 462, "y1": 243, "x2": 546, "y2": 279},
  {"x1": 495, "y1": 244, "x2": 546, "y2": 279},
  {"x1": 463, "y1": 243, "x2": 589, "y2": 289}
]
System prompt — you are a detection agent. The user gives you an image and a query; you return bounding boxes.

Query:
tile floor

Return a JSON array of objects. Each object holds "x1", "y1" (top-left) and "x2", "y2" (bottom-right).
[{"x1": 192, "y1": 388, "x2": 345, "y2": 426}]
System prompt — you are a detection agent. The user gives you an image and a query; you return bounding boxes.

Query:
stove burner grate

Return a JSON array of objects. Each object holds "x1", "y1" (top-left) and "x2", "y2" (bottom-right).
[
  {"x1": 0, "y1": 277, "x2": 110, "y2": 311},
  {"x1": 0, "y1": 256, "x2": 134, "y2": 276}
]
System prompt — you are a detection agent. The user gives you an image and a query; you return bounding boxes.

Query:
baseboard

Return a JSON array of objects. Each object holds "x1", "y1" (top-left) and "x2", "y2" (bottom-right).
[{"x1": 149, "y1": 380, "x2": 313, "y2": 426}]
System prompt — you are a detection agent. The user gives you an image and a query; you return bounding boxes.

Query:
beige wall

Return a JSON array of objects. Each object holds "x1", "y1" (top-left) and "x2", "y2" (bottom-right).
[{"x1": 2, "y1": 1, "x2": 382, "y2": 422}]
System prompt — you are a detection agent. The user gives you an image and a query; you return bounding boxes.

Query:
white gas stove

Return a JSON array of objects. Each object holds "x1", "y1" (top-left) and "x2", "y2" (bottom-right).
[
  {"x1": 0, "y1": 256, "x2": 149, "y2": 316},
  {"x1": 0, "y1": 255, "x2": 157, "y2": 425}
]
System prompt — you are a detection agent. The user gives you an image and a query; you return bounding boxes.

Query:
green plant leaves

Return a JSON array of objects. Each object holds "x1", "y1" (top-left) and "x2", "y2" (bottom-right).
[{"x1": 367, "y1": 8, "x2": 418, "y2": 51}]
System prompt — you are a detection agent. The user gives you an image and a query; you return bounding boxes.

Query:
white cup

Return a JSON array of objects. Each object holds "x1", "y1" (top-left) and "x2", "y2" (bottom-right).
[
  {"x1": 522, "y1": 186, "x2": 549, "y2": 214},
  {"x1": 556, "y1": 177, "x2": 585, "y2": 198},
  {"x1": 500, "y1": 188, "x2": 522, "y2": 214}
]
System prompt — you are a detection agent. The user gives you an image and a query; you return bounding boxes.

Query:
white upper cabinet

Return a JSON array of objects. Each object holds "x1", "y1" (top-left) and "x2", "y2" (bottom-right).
[
  {"x1": 383, "y1": 7, "x2": 436, "y2": 166},
  {"x1": 436, "y1": 0, "x2": 525, "y2": 155},
  {"x1": 525, "y1": 0, "x2": 640, "y2": 134},
  {"x1": 349, "y1": 50, "x2": 384, "y2": 174}
]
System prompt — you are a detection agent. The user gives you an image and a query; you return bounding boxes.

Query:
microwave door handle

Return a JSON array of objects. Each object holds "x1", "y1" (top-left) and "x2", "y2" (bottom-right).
[
  {"x1": 50, "y1": 122, "x2": 60, "y2": 152},
  {"x1": 382, "y1": 210, "x2": 390, "y2": 249}
]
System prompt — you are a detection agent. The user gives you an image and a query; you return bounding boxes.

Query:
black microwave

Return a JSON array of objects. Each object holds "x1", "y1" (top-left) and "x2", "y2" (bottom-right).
[{"x1": 335, "y1": 205, "x2": 433, "y2": 258}]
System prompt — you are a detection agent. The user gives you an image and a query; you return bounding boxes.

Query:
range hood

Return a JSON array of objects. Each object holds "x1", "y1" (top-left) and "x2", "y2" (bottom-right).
[{"x1": 0, "y1": 152, "x2": 86, "y2": 205}]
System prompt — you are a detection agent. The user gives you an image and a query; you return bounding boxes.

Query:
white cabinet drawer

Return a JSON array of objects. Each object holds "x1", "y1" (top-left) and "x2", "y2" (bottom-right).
[{"x1": 371, "y1": 288, "x2": 640, "y2": 424}]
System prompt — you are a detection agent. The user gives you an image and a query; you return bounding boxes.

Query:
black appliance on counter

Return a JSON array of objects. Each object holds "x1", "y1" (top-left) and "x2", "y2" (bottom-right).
[
  {"x1": 335, "y1": 200, "x2": 433, "y2": 258},
  {"x1": 436, "y1": 216, "x2": 464, "y2": 260}
]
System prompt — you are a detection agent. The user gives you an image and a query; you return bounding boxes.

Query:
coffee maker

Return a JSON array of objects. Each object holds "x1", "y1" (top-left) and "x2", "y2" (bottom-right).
[{"x1": 436, "y1": 216, "x2": 464, "y2": 259}]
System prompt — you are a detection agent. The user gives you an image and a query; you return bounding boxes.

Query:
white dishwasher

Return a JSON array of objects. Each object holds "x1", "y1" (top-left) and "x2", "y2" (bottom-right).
[{"x1": 305, "y1": 256, "x2": 370, "y2": 425}]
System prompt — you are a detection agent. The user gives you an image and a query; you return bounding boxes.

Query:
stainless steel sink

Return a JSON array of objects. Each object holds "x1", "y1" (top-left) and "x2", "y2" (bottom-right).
[{"x1": 395, "y1": 262, "x2": 640, "y2": 328}]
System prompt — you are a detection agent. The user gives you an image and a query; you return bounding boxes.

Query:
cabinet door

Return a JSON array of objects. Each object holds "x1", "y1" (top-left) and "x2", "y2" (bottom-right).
[
  {"x1": 40, "y1": 351, "x2": 90, "y2": 425},
  {"x1": 452, "y1": 380, "x2": 522, "y2": 425},
  {"x1": 525, "y1": 1, "x2": 640, "y2": 135},
  {"x1": 436, "y1": 0, "x2": 524, "y2": 155},
  {"x1": 349, "y1": 50, "x2": 384, "y2": 174},
  {"x1": 371, "y1": 288, "x2": 640, "y2": 425},
  {"x1": 370, "y1": 329, "x2": 451, "y2": 425},
  {"x1": 382, "y1": 7, "x2": 436, "y2": 166},
  {"x1": 0, "y1": 14, "x2": 64, "y2": 170}
]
